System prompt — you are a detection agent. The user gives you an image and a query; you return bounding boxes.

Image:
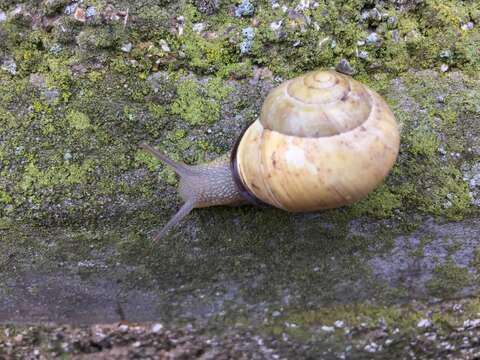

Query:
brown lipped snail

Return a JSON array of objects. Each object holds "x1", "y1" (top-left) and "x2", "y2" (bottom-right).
[{"x1": 140, "y1": 69, "x2": 400, "y2": 240}]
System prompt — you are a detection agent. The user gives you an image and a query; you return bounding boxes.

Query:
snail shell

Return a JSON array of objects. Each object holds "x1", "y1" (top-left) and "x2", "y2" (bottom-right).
[{"x1": 235, "y1": 70, "x2": 400, "y2": 212}]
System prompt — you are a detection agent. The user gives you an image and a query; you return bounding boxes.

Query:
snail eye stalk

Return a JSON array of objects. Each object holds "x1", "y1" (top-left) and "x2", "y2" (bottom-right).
[
  {"x1": 151, "y1": 200, "x2": 195, "y2": 241},
  {"x1": 139, "y1": 142, "x2": 197, "y2": 240},
  {"x1": 139, "y1": 142, "x2": 243, "y2": 240}
]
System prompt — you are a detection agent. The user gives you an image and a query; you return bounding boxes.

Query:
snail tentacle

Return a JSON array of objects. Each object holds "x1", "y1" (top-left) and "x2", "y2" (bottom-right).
[
  {"x1": 152, "y1": 200, "x2": 195, "y2": 241},
  {"x1": 139, "y1": 142, "x2": 196, "y2": 177},
  {"x1": 141, "y1": 143, "x2": 245, "y2": 240}
]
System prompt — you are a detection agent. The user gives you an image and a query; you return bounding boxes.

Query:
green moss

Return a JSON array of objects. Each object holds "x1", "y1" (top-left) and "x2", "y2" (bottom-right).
[
  {"x1": 42, "y1": 0, "x2": 70, "y2": 15},
  {"x1": 350, "y1": 185, "x2": 402, "y2": 218},
  {"x1": 422, "y1": 0, "x2": 464, "y2": 28},
  {"x1": 76, "y1": 26, "x2": 125, "y2": 52},
  {"x1": 148, "y1": 103, "x2": 166, "y2": 120},
  {"x1": 170, "y1": 77, "x2": 232, "y2": 125},
  {"x1": 171, "y1": 80, "x2": 203, "y2": 125},
  {"x1": 275, "y1": 304, "x2": 421, "y2": 332},
  {"x1": 0, "y1": 189, "x2": 12, "y2": 205},
  {"x1": 177, "y1": 5, "x2": 241, "y2": 74},
  {"x1": 135, "y1": 148, "x2": 161, "y2": 172},
  {"x1": 471, "y1": 249, "x2": 480, "y2": 272},
  {"x1": 456, "y1": 31, "x2": 480, "y2": 74},
  {"x1": 65, "y1": 110, "x2": 91, "y2": 130},
  {"x1": 408, "y1": 125, "x2": 440, "y2": 158},
  {"x1": 437, "y1": 107, "x2": 457, "y2": 127},
  {"x1": 0, "y1": 217, "x2": 11, "y2": 229},
  {"x1": 19, "y1": 159, "x2": 94, "y2": 195},
  {"x1": 425, "y1": 167, "x2": 471, "y2": 220},
  {"x1": 427, "y1": 260, "x2": 473, "y2": 297},
  {"x1": 216, "y1": 60, "x2": 253, "y2": 79}
]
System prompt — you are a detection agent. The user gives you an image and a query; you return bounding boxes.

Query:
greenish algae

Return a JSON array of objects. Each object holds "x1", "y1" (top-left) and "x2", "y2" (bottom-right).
[
  {"x1": 427, "y1": 260, "x2": 474, "y2": 297},
  {"x1": 171, "y1": 77, "x2": 233, "y2": 125}
]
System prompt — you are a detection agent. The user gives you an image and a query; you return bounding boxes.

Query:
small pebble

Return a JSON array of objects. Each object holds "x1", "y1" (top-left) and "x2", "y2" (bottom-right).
[
  {"x1": 85, "y1": 6, "x2": 96, "y2": 18},
  {"x1": 151, "y1": 323, "x2": 163, "y2": 333},
  {"x1": 10, "y1": 5, "x2": 22, "y2": 17},
  {"x1": 235, "y1": 0, "x2": 254, "y2": 17},
  {"x1": 64, "y1": 3, "x2": 77, "y2": 15},
  {"x1": 74, "y1": 7, "x2": 86, "y2": 22},
  {"x1": 44, "y1": 89, "x2": 60, "y2": 103},
  {"x1": 1, "y1": 59, "x2": 17, "y2": 75},
  {"x1": 357, "y1": 50, "x2": 369, "y2": 59},
  {"x1": 49, "y1": 44, "x2": 63, "y2": 55},
  {"x1": 336, "y1": 59, "x2": 354, "y2": 75},
  {"x1": 240, "y1": 27, "x2": 255, "y2": 54},
  {"x1": 64, "y1": 152, "x2": 72, "y2": 161},
  {"x1": 321, "y1": 325, "x2": 335, "y2": 332},
  {"x1": 334, "y1": 320, "x2": 345, "y2": 328},
  {"x1": 159, "y1": 39, "x2": 170, "y2": 52},
  {"x1": 366, "y1": 32, "x2": 379, "y2": 44},
  {"x1": 192, "y1": 23, "x2": 205, "y2": 33},
  {"x1": 240, "y1": 41, "x2": 251, "y2": 54},
  {"x1": 331, "y1": 39, "x2": 336, "y2": 48},
  {"x1": 387, "y1": 16, "x2": 397, "y2": 29},
  {"x1": 364, "y1": 342, "x2": 378, "y2": 353},
  {"x1": 295, "y1": 0, "x2": 310, "y2": 12},
  {"x1": 176, "y1": 16, "x2": 185, "y2": 36},
  {"x1": 270, "y1": 20, "x2": 282, "y2": 31},
  {"x1": 318, "y1": 36, "x2": 330, "y2": 49},
  {"x1": 391, "y1": 30, "x2": 400, "y2": 43},
  {"x1": 121, "y1": 43, "x2": 133, "y2": 53},
  {"x1": 361, "y1": 10, "x2": 370, "y2": 21},
  {"x1": 461, "y1": 22, "x2": 474, "y2": 31},
  {"x1": 243, "y1": 27, "x2": 255, "y2": 40},
  {"x1": 118, "y1": 324, "x2": 129, "y2": 332},
  {"x1": 370, "y1": 8, "x2": 382, "y2": 22},
  {"x1": 440, "y1": 49, "x2": 451, "y2": 59},
  {"x1": 440, "y1": 63, "x2": 449, "y2": 72},
  {"x1": 463, "y1": 319, "x2": 480, "y2": 329},
  {"x1": 417, "y1": 318, "x2": 432, "y2": 328}
]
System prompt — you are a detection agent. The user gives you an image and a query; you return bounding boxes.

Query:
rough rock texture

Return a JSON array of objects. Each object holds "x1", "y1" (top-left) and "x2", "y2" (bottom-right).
[{"x1": 0, "y1": 0, "x2": 479, "y2": 357}]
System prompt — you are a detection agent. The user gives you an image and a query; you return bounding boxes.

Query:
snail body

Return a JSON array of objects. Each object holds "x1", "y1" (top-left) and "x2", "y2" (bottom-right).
[{"x1": 141, "y1": 70, "x2": 400, "y2": 240}]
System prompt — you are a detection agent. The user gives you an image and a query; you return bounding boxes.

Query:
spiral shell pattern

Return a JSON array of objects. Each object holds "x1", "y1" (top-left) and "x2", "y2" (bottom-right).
[{"x1": 235, "y1": 70, "x2": 400, "y2": 212}]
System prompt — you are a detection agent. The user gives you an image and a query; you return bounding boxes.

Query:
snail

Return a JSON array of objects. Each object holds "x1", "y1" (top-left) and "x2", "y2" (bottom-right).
[{"x1": 140, "y1": 69, "x2": 400, "y2": 240}]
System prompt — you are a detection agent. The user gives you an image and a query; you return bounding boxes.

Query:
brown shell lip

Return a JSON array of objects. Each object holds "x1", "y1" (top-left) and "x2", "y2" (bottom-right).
[{"x1": 230, "y1": 124, "x2": 270, "y2": 207}]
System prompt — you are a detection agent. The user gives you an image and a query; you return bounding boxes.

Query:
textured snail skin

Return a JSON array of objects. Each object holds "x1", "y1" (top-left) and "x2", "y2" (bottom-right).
[
  {"x1": 141, "y1": 69, "x2": 399, "y2": 240},
  {"x1": 236, "y1": 70, "x2": 400, "y2": 212},
  {"x1": 139, "y1": 144, "x2": 244, "y2": 240}
]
